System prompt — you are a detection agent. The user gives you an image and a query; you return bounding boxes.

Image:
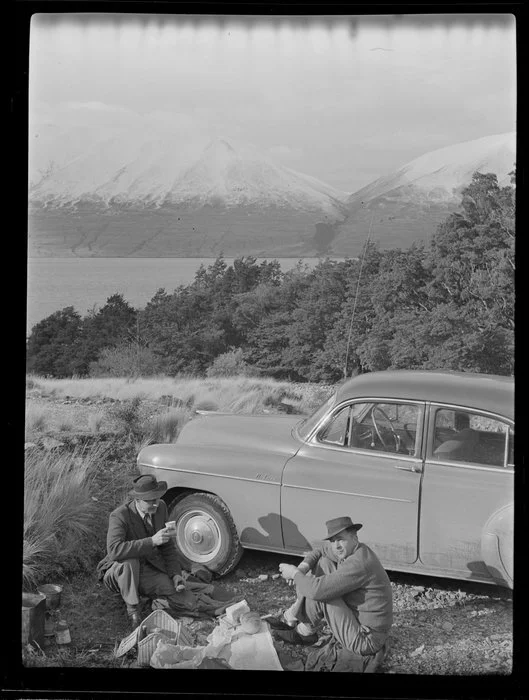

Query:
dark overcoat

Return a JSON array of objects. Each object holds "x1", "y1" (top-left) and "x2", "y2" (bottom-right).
[{"x1": 96, "y1": 499, "x2": 183, "y2": 579}]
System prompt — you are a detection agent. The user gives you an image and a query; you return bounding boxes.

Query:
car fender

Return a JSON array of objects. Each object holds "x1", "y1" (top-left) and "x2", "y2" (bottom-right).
[
  {"x1": 481, "y1": 502, "x2": 513, "y2": 588},
  {"x1": 137, "y1": 442, "x2": 293, "y2": 548}
]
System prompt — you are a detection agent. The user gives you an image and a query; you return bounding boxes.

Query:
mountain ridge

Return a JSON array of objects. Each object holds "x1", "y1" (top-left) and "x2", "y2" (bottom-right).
[{"x1": 28, "y1": 132, "x2": 515, "y2": 258}]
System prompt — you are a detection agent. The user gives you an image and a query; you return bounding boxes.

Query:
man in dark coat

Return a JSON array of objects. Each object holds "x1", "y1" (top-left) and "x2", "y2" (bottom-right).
[
  {"x1": 96, "y1": 474, "x2": 197, "y2": 627},
  {"x1": 269, "y1": 516, "x2": 393, "y2": 672}
]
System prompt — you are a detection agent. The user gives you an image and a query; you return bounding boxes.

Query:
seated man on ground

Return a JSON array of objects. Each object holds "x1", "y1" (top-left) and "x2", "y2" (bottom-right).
[
  {"x1": 270, "y1": 516, "x2": 393, "y2": 672},
  {"x1": 96, "y1": 474, "x2": 238, "y2": 628}
]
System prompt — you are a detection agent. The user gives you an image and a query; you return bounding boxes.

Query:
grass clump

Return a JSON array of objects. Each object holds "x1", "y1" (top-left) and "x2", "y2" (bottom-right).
[
  {"x1": 26, "y1": 405, "x2": 48, "y2": 434},
  {"x1": 144, "y1": 408, "x2": 192, "y2": 444},
  {"x1": 57, "y1": 418, "x2": 74, "y2": 432},
  {"x1": 88, "y1": 411, "x2": 105, "y2": 434},
  {"x1": 109, "y1": 397, "x2": 143, "y2": 438},
  {"x1": 23, "y1": 444, "x2": 106, "y2": 588}
]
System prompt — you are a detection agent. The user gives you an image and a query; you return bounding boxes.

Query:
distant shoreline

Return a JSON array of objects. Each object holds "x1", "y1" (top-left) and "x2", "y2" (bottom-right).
[{"x1": 27, "y1": 254, "x2": 350, "y2": 261}]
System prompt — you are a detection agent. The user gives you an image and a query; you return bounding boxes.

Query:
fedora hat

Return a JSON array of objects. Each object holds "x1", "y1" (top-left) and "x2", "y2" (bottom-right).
[
  {"x1": 130, "y1": 474, "x2": 167, "y2": 500},
  {"x1": 324, "y1": 516, "x2": 363, "y2": 540}
]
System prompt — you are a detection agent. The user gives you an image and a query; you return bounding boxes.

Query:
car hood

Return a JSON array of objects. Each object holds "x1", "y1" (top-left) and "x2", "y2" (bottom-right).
[{"x1": 177, "y1": 412, "x2": 303, "y2": 454}]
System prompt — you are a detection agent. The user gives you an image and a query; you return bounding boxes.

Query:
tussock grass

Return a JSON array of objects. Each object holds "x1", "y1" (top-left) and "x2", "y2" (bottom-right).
[
  {"x1": 27, "y1": 375, "x2": 335, "y2": 424},
  {"x1": 88, "y1": 411, "x2": 105, "y2": 434},
  {"x1": 23, "y1": 443, "x2": 107, "y2": 588},
  {"x1": 26, "y1": 405, "x2": 48, "y2": 433},
  {"x1": 58, "y1": 418, "x2": 74, "y2": 432},
  {"x1": 144, "y1": 408, "x2": 192, "y2": 444}
]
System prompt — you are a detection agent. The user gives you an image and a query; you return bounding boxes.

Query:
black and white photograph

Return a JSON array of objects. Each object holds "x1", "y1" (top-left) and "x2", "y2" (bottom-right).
[{"x1": 21, "y1": 9, "x2": 516, "y2": 683}]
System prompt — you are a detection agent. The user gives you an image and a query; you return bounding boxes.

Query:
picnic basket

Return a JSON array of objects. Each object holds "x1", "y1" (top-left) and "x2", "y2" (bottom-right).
[{"x1": 115, "y1": 609, "x2": 193, "y2": 665}]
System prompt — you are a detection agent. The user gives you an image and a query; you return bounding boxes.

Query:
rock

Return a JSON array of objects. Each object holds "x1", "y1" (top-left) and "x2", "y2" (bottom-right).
[
  {"x1": 442, "y1": 622, "x2": 453, "y2": 632},
  {"x1": 410, "y1": 644, "x2": 425, "y2": 658},
  {"x1": 257, "y1": 575, "x2": 269, "y2": 582},
  {"x1": 41, "y1": 436, "x2": 65, "y2": 450},
  {"x1": 24, "y1": 442, "x2": 39, "y2": 451},
  {"x1": 272, "y1": 574, "x2": 281, "y2": 580}
]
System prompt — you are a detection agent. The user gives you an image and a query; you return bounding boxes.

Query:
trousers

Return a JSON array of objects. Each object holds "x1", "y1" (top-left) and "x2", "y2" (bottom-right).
[
  {"x1": 103, "y1": 558, "x2": 197, "y2": 613},
  {"x1": 290, "y1": 556, "x2": 387, "y2": 656}
]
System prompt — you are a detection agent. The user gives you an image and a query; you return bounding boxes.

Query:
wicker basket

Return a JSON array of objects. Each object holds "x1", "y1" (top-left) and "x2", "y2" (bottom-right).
[{"x1": 137, "y1": 610, "x2": 193, "y2": 667}]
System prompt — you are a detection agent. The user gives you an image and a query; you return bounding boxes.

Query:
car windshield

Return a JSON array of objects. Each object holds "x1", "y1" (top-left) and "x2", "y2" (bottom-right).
[{"x1": 296, "y1": 393, "x2": 336, "y2": 440}]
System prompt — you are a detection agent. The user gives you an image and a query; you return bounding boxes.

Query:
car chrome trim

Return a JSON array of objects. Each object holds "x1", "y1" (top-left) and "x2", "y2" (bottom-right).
[
  {"x1": 424, "y1": 459, "x2": 514, "y2": 473},
  {"x1": 281, "y1": 482, "x2": 414, "y2": 503},
  {"x1": 305, "y1": 439, "x2": 423, "y2": 463},
  {"x1": 137, "y1": 464, "x2": 281, "y2": 485}
]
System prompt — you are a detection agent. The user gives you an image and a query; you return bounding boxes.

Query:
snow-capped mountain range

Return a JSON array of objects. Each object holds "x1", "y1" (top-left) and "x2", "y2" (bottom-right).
[
  {"x1": 28, "y1": 131, "x2": 515, "y2": 258},
  {"x1": 348, "y1": 132, "x2": 516, "y2": 207},
  {"x1": 30, "y1": 136, "x2": 348, "y2": 218}
]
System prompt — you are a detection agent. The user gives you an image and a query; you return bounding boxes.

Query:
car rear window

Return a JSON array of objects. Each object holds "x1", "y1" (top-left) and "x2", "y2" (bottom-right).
[{"x1": 431, "y1": 408, "x2": 513, "y2": 468}]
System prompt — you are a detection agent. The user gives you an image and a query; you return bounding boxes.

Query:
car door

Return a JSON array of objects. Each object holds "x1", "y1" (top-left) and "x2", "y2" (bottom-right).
[
  {"x1": 280, "y1": 398, "x2": 425, "y2": 565},
  {"x1": 420, "y1": 403, "x2": 514, "y2": 582}
]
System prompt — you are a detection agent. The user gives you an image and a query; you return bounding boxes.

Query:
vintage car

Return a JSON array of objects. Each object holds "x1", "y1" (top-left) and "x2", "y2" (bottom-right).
[{"x1": 137, "y1": 370, "x2": 514, "y2": 588}]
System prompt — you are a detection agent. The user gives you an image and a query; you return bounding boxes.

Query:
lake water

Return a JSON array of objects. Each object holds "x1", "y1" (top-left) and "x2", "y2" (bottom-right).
[{"x1": 26, "y1": 257, "x2": 330, "y2": 333}]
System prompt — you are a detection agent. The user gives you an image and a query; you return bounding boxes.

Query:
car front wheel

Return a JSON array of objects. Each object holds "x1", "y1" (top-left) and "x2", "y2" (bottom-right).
[{"x1": 167, "y1": 492, "x2": 243, "y2": 577}]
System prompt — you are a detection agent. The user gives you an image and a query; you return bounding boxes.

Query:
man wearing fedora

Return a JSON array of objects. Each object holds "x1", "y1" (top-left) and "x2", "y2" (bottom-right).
[
  {"x1": 96, "y1": 474, "x2": 196, "y2": 628},
  {"x1": 270, "y1": 516, "x2": 393, "y2": 672}
]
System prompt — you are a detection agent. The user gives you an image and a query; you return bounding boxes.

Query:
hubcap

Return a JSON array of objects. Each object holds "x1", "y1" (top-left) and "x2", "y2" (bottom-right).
[{"x1": 176, "y1": 509, "x2": 222, "y2": 563}]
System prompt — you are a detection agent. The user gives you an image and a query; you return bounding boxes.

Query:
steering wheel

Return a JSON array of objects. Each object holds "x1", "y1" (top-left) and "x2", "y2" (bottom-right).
[{"x1": 371, "y1": 406, "x2": 399, "y2": 449}]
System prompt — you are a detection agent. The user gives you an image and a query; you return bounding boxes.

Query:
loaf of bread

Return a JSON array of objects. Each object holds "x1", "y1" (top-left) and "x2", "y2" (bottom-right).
[{"x1": 240, "y1": 611, "x2": 262, "y2": 635}]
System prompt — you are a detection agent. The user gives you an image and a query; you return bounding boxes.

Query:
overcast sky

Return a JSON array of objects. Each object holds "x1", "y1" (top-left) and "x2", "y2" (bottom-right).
[{"x1": 29, "y1": 13, "x2": 516, "y2": 192}]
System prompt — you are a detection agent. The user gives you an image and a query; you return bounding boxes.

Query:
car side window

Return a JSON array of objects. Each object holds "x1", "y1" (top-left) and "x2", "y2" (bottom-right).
[
  {"x1": 318, "y1": 405, "x2": 352, "y2": 446},
  {"x1": 432, "y1": 408, "x2": 512, "y2": 468},
  {"x1": 351, "y1": 402, "x2": 420, "y2": 456}
]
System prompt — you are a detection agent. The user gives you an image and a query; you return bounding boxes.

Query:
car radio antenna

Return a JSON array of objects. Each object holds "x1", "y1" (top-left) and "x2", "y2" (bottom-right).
[{"x1": 343, "y1": 208, "x2": 374, "y2": 379}]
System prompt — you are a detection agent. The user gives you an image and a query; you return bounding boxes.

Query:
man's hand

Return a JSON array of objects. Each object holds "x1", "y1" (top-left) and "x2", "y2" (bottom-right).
[
  {"x1": 152, "y1": 528, "x2": 171, "y2": 547},
  {"x1": 172, "y1": 574, "x2": 186, "y2": 592},
  {"x1": 279, "y1": 563, "x2": 300, "y2": 582}
]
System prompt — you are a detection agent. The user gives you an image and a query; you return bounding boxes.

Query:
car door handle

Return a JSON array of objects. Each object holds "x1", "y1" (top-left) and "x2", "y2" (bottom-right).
[{"x1": 394, "y1": 463, "x2": 422, "y2": 473}]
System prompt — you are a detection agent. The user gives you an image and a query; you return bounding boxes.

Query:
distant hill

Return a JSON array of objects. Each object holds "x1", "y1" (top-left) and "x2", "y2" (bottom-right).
[
  {"x1": 327, "y1": 132, "x2": 516, "y2": 257},
  {"x1": 27, "y1": 132, "x2": 515, "y2": 258},
  {"x1": 28, "y1": 138, "x2": 348, "y2": 258}
]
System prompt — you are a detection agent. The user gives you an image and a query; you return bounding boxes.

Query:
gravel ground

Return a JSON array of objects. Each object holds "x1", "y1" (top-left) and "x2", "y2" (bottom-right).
[{"x1": 23, "y1": 549, "x2": 512, "y2": 674}]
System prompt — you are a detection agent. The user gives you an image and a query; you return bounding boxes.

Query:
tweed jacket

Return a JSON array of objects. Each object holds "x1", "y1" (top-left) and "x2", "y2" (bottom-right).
[
  {"x1": 96, "y1": 499, "x2": 183, "y2": 579},
  {"x1": 293, "y1": 540, "x2": 393, "y2": 634}
]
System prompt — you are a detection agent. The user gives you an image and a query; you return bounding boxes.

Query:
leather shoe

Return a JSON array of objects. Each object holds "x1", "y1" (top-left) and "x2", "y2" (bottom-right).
[
  {"x1": 129, "y1": 612, "x2": 142, "y2": 629},
  {"x1": 274, "y1": 627, "x2": 318, "y2": 646},
  {"x1": 265, "y1": 615, "x2": 295, "y2": 631}
]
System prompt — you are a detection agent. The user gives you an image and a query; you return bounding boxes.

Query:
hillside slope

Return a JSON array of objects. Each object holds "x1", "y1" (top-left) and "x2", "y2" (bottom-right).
[
  {"x1": 326, "y1": 132, "x2": 516, "y2": 257},
  {"x1": 28, "y1": 138, "x2": 349, "y2": 257}
]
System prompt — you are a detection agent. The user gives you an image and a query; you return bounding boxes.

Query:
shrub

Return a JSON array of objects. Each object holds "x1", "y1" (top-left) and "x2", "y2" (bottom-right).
[
  {"x1": 206, "y1": 348, "x2": 261, "y2": 378},
  {"x1": 23, "y1": 444, "x2": 105, "y2": 587},
  {"x1": 89, "y1": 341, "x2": 164, "y2": 378}
]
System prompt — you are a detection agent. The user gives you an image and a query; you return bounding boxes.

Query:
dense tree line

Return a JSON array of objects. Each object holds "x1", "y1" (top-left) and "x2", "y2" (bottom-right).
[{"x1": 26, "y1": 171, "x2": 515, "y2": 380}]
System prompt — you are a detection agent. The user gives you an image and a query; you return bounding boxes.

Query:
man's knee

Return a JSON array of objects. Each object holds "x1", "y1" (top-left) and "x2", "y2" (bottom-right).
[
  {"x1": 315, "y1": 556, "x2": 337, "y2": 576},
  {"x1": 104, "y1": 558, "x2": 140, "y2": 585}
]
